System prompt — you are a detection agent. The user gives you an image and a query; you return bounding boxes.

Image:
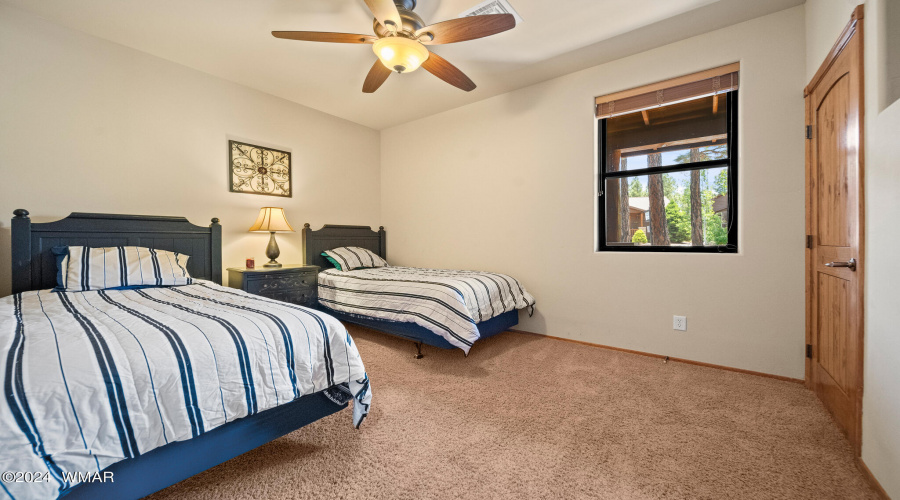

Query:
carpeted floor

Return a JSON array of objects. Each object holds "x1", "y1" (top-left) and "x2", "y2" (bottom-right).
[{"x1": 149, "y1": 326, "x2": 878, "y2": 500}]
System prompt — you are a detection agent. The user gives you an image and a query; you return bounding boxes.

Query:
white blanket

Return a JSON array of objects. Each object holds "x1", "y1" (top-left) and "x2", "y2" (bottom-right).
[
  {"x1": 318, "y1": 266, "x2": 535, "y2": 353},
  {"x1": 0, "y1": 281, "x2": 370, "y2": 499}
]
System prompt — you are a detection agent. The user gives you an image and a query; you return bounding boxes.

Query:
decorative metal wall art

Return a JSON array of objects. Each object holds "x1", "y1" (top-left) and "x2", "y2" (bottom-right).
[{"x1": 229, "y1": 140, "x2": 292, "y2": 197}]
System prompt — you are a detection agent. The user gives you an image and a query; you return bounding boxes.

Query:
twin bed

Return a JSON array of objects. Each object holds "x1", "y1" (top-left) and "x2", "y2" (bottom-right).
[
  {"x1": 3, "y1": 212, "x2": 370, "y2": 500},
  {"x1": 2, "y1": 212, "x2": 534, "y2": 500},
  {"x1": 303, "y1": 223, "x2": 535, "y2": 355}
]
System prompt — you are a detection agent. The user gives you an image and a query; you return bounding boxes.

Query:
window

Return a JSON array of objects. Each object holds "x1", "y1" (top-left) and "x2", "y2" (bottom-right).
[{"x1": 596, "y1": 64, "x2": 739, "y2": 252}]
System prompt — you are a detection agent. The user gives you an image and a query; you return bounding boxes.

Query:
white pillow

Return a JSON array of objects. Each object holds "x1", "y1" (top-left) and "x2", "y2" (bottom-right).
[
  {"x1": 324, "y1": 247, "x2": 388, "y2": 271},
  {"x1": 62, "y1": 246, "x2": 192, "y2": 291}
]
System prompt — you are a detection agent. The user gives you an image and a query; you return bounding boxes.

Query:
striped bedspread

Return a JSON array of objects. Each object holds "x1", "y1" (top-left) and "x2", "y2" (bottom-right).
[
  {"x1": 318, "y1": 267, "x2": 535, "y2": 353},
  {"x1": 0, "y1": 281, "x2": 371, "y2": 500}
]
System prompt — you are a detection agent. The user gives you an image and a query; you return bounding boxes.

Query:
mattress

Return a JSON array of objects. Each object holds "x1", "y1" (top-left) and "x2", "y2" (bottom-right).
[
  {"x1": 318, "y1": 266, "x2": 535, "y2": 353},
  {"x1": 0, "y1": 281, "x2": 371, "y2": 500}
]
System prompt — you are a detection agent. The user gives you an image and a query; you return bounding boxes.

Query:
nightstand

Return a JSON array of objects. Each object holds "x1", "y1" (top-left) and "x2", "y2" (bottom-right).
[{"x1": 226, "y1": 265, "x2": 319, "y2": 309}]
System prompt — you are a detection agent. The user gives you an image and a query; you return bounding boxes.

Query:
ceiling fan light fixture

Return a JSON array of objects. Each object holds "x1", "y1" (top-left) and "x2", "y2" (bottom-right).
[{"x1": 373, "y1": 36, "x2": 429, "y2": 74}]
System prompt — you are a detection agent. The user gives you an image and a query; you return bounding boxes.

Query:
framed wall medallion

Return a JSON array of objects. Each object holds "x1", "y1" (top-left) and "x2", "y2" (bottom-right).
[{"x1": 229, "y1": 140, "x2": 292, "y2": 197}]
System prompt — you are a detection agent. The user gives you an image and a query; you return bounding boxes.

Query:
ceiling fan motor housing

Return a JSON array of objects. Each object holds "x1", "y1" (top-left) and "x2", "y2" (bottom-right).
[
  {"x1": 373, "y1": 0, "x2": 426, "y2": 38},
  {"x1": 393, "y1": 0, "x2": 416, "y2": 12}
]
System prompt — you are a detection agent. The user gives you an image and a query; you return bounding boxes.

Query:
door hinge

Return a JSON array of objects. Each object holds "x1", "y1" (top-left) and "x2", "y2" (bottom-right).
[
  {"x1": 806, "y1": 344, "x2": 813, "y2": 359},
  {"x1": 805, "y1": 125, "x2": 813, "y2": 139},
  {"x1": 806, "y1": 235, "x2": 814, "y2": 249}
]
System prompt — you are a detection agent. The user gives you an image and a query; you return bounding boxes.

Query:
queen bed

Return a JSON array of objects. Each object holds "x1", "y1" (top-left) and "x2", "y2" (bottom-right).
[
  {"x1": 3, "y1": 210, "x2": 371, "y2": 500},
  {"x1": 303, "y1": 224, "x2": 535, "y2": 356}
]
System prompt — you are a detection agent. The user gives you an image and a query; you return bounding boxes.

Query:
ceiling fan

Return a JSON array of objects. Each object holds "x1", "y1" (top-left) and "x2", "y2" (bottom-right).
[{"x1": 272, "y1": 0, "x2": 516, "y2": 93}]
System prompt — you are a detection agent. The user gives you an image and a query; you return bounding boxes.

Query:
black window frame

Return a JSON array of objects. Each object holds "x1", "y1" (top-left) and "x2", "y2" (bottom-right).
[{"x1": 596, "y1": 90, "x2": 739, "y2": 253}]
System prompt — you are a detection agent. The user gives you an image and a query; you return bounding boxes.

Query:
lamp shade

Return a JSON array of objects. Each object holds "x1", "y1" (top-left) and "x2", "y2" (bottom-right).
[{"x1": 248, "y1": 207, "x2": 295, "y2": 233}]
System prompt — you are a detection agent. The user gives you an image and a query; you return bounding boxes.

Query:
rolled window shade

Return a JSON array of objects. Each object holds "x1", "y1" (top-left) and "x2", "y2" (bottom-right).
[{"x1": 596, "y1": 63, "x2": 739, "y2": 118}]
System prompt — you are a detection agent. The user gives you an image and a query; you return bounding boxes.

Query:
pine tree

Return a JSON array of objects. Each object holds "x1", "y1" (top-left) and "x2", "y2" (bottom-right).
[
  {"x1": 666, "y1": 199, "x2": 691, "y2": 243},
  {"x1": 689, "y1": 149, "x2": 703, "y2": 246},
  {"x1": 714, "y1": 169, "x2": 728, "y2": 196},
  {"x1": 628, "y1": 177, "x2": 647, "y2": 197},
  {"x1": 648, "y1": 155, "x2": 670, "y2": 246}
]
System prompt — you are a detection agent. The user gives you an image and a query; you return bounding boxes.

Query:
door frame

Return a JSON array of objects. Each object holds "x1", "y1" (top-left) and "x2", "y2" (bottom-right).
[{"x1": 804, "y1": 4, "x2": 865, "y2": 456}]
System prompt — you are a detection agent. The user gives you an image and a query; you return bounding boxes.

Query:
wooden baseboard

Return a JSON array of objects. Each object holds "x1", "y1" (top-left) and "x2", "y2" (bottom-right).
[
  {"x1": 508, "y1": 329, "x2": 804, "y2": 384},
  {"x1": 858, "y1": 458, "x2": 892, "y2": 499}
]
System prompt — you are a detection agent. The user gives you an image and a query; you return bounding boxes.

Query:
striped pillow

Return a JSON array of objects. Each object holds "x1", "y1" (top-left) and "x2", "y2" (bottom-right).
[
  {"x1": 61, "y1": 246, "x2": 193, "y2": 291},
  {"x1": 323, "y1": 247, "x2": 387, "y2": 271}
]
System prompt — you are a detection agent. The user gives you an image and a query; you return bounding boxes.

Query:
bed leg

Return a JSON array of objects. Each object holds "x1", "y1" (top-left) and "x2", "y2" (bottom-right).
[{"x1": 414, "y1": 342, "x2": 424, "y2": 359}]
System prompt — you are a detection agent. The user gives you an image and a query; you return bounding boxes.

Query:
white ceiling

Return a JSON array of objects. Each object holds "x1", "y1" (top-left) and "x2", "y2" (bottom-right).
[{"x1": 3, "y1": 0, "x2": 803, "y2": 129}]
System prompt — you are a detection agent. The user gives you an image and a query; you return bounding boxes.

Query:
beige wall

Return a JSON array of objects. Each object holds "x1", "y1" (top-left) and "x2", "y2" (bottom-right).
[
  {"x1": 0, "y1": 4, "x2": 381, "y2": 296},
  {"x1": 880, "y1": 0, "x2": 900, "y2": 108},
  {"x1": 861, "y1": 2, "x2": 900, "y2": 495},
  {"x1": 382, "y1": 7, "x2": 807, "y2": 379},
  {"x1": 805, "y1": 0, "x2": 899, "y2": 496},
  {"x1": 805, "y1": 0, "x2": 864, "y2": 80},
  {"x1": 862, "y1": 95, "x2": 900, "y2": 499}
]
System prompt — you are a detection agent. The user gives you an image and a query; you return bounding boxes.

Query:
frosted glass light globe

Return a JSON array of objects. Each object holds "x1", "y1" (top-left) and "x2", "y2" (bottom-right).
[{"x1": 373, "y1": 36, "x2": 430, "y2": 74}]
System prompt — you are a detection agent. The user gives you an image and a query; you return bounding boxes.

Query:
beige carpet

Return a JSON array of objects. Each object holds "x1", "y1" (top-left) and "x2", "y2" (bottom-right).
[{"x1": 149, "y1": 326, "x2": 878, "y2": 500}]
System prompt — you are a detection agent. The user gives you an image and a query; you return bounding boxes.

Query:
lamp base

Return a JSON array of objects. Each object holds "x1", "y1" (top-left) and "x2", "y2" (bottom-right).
[{"x1": 264, "y1": 232, "x2": 282, "y2": 268}]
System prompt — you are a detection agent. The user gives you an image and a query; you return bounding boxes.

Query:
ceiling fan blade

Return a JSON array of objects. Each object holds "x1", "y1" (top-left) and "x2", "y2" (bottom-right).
[
  {"x1": 363, "y1": 60, "x2": 392, "y2": 93},
  {"x1": 422, "y1": 52, "x2": 476, "y2": 92},
  {"x1": 364, "y1": 0, "x2": 402, "y2": 32},
  {"x1": 416, "y1": 14, "x2": 515, "y2": 45},
  {"x1": 272, "y1": 31, "x2": 376, "y2": 44}
]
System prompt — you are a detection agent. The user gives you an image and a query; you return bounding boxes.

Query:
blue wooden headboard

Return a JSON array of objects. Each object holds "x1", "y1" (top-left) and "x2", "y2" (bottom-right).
[
  {"x1": 10, "y1": 209, "x2": 222, "y2": 294},
  {"x1": 302, "y1": 223, "x2": 386, "y2": 270}
]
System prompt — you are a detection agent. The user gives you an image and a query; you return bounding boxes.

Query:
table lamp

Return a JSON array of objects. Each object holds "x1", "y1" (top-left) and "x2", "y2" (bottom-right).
[{"x1": 248, "y1": 207, "x2": 294, "y2": 268}]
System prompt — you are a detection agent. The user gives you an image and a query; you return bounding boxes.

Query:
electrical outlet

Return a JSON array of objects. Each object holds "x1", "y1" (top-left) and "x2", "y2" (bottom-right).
[{"x1": 673, "y1": 316, "x2": 687, "y2": 331}]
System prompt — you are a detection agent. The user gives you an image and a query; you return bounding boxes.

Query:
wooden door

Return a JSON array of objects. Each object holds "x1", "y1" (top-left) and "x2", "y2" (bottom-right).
[{"x1": 804, "y1": 5, "x2": 865, "y2": 455}]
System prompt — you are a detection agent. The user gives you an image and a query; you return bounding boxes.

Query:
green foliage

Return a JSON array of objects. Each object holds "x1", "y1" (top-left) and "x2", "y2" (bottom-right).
[
  {"x1": 700, "y1": 188, "x2": 729, "y2": 245},
  {"x1": 705, "y1": 213, "x2": 729, "y2": 245},
  {"x1": 662, "y1": 174, "x2": 677, "y2": 200},
  {"x1": 632, "y1": 229, "x2": 648, "y2": 244},
  {"x1": 714, "y1": 169, "x2": 728, "y2": 196},
  {"x1": 665, "y1": 199, "x2": 691, "y2": 243},
  {"x1": 628, "y1": 177, "x2": 647, "y2": 197},
  {"x1": 672, "y1": 189, "x2": 689, "y2": 215}
]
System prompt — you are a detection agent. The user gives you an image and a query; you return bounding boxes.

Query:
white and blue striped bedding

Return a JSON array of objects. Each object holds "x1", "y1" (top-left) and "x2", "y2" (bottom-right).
[
  {"x1": 61, "y1": 246, "x2": 193, "y2": 291},
  {"x1": 323, "y1": 247, "x2": 388, "y2": 271},
  {"x1": 0, "y1": 281, "x2": 371, "y2": 500},
  {"x1": 318, "y1": 267, "x2": 536, "y2": 353}
]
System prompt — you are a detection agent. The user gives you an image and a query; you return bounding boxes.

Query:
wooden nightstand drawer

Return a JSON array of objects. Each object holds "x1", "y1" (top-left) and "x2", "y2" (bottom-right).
[
  {"x1": 255, "y1": 286, "x2": 316, "y2": 308},
  {"x1": 245, "y1": 274, "x2": 313, "y2": 295},
  {"x1": 226, "y1": 265, "x2": 319, "y2": 309}
]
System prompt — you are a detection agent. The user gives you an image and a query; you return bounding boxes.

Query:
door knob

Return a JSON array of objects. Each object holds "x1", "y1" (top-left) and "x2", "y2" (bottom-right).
[{"x1": 825, "y1": 258, "x2": 857, "y2": 271}]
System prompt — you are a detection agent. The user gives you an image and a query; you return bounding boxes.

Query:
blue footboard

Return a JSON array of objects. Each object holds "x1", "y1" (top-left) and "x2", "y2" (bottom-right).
[{"x1": 62, "y1": 391, "x2": 347, "y2": 500}]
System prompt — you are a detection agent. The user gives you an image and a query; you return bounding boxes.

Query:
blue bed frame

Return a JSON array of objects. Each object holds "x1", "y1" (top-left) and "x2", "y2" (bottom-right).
[
  {"x1": 320, "y1": 306, "x2": 519, "y2": 350},
  {"x1": 10, "y1": 210, "x2": 352, "y2": 499},
  {"x1": 303, "y1": 223, "x2": 521, "y2": 354},
  {"x1": 62, "y1": 392, "x2": 345, "y2": 499}
]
